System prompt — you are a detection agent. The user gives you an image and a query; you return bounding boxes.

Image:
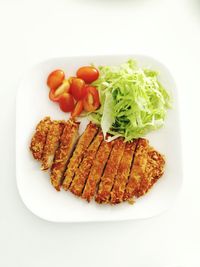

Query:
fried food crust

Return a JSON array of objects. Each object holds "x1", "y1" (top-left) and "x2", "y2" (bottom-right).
[
  {"x1": 95, "y1": 138, "x2": 125, "y2": 204},
  {"x1": 30, "y1": 118, "x2": 166, "y2": 205},
  {"x1": 69, "y1": 131, "x2": 103, "y2": 197},
  {"x1": 82, "y1": 139, "x2": 113, "y2": 202},
  {"x1": 137, "y1": 147, "x2": 165, "y2": 197},
  {"x1": 50, "y1": 120, "x2": 79, "y2": 191},
  {"x1": 62, "y1": 123, "x2": 99, "y2": 190},
  {"x1": 110, "y1": 140, "x2": 138, "y2": 204},
  {"x1": 41, "y1": 121, "x2": 65, "y2": 170},
  {"x1": 123, "y1": 138, "x2": 149, "y2": 201},
  {"x1": 30, "y1": 117, "x2": 51, "y2": 160}
]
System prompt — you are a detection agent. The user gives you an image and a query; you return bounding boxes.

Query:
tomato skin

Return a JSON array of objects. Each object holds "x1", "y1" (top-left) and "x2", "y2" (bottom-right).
[
  {"x1": 76, "y1": 66, "x2": 99, "y2": 83},
  {"x1": 69, "y1": 78, "x2": 86, "y2": 101},
  {"x1": 83, "y1": 86, "x2": 100, "y2": 112},
  {"x1": 71, "y1": 100, "x2": 83, "y2": 118},
  {"x1": 47, "y1": 70, "x2": 65, "y2": 91},
  {"x1": 58, "y1": 93, "x2": 75, "y2": 112}
]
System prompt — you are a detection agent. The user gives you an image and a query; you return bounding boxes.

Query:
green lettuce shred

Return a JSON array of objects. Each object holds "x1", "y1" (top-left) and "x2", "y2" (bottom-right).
[{"x1": 90, "y1": 59, "x2": 172, "y2": 141}]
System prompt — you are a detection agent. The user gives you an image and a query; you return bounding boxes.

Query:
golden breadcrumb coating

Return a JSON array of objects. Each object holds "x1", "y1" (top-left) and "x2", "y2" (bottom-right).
[
  {"x1": 110, "y1": 140, "x2": 138, "y2": 204},
  {"x1": 30, "y1": 117, "x2": 51, "y2": 160},
  {"x1": 95, "y1": 138, "x2": 125, "y2": 204},
  {"x1": 137, "y1": 147, "x2": 165, "y2": 197},
  {"x1": 123, "y1": 138, "x2": 149, "y2": 201},
  {"x1": 30, "y1": 118, "x2": 166, "y2": 205},
  {"x1": 148, "y1": 149, "x2": 165, "y2": 187},
  {"x1": 41, "y1": 121, "x2": 65, "y2": 171},
  {"x1": 82, "y1": 139, "x2": 114, "y2": 202},
  {"x1": 69, "y1": 131, "x2": 103, "y2": 197},
  {"x1": 62, "y1": 122, "x2": 99, "y2": 191},
  {"x1": 50, "y1": 120, "x2": 79, "y2": 191}
]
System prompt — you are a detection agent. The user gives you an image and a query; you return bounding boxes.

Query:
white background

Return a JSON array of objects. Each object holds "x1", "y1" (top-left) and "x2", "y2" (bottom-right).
[{"x1": 0, "y1": 0, "x2": 200, "y2": 266}]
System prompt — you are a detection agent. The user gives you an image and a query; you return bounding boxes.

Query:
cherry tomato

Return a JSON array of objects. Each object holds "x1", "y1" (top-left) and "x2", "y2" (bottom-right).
[
  {"x1": 68, "y1": 76, "x2": 76, "y2": 84},
  {"x1": 54, "y1": 79, "x2": 70, "y2": 95},
  {"x1": 49, "y1": 80, "x2": 70, "y2": 102},
  {"x1": 49, "y1": 90, "x2": 60, "y2": 102},
  {"x1": 76, "y1": 66, "x2": 99, "y2": 84},
  {"x1": 71, "y1": 100, "x2": 83, "y2": 118},
  {"x1": 83, "y1": 86, "x2": 100, "y2": 112},
  {"x1": 69, "y1": 77, "x2": 86, "y2": 101},
  {"x1": 58, "y1": 93, "x2": 74, "y2": 112},
  {"x1": 47, "y1": 70, "x2": 65, "y2": 91}
]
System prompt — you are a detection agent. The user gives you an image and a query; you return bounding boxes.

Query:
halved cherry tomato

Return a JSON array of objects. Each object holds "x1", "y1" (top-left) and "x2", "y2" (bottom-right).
[
  {"x1": 69, "y1": 77, "x2": 86, "y2": 101},
  {"x1": 83, "y1": 86, "x2": 100, "y2": 112},
  {"x1": 47, "y1": 70, "x2": 65, "y2": 91},
  {"x1": 49, "y1": 90, "x2": 60, "y2": 102},
  {"x1": 49, "y1": 79, "x2": 70, "y2": 102},
  {"x1": 54, "y1": 79, "x2": 70, "y2": 96},
  {"x1": 76, "y1": 66, "x2": 99, "y2": 83},
  {"x1": 58, "y1": 93, "x2": 74, "y2": 112},
  {"x1": 68, "y1": 76, "x2": 76, "y2": 85},
  {"x1": 71, "y1": 100, "x2": 83, "y2": 118}
]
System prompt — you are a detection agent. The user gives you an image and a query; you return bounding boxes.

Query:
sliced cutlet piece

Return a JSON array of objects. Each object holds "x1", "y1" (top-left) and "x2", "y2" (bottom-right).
[
  {"x1": 95, "y1": 138, "x2": 125, "y2": 204},
  {"x1": 149, "y1": 149, "x2": 165, "y2": 188},
  {"x1": 123, "y1": 138, "x2": 149, "y2": 201},
  {"x1": 62, "y1": 122, "x2": 99, "y2": 191},
  {"x1": 110, "y1": 140, "x2": 138, "y2": 204},
  {"x1": 41, "y1": 120, "x2": 65, "y2": 171},
  {"x1": 137, "y1": 147, "x2": 165, "y2": 197},
  {"x1": 30, "y1": 117, "x2": 51, "y2": 160},
  {"x1": 69, "y1": 131, "x2": 103, "y2": 197},
  {"x1": 50, "y1": 120, "x2": 79, "y2": 191},
  {"x1": 82, "y1": 139, "x2": 114, "y2": 202}
]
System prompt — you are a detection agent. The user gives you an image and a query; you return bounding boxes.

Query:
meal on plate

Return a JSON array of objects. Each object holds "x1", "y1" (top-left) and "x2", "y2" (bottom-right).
[{"x1": 30, "y1": 59, "x2": 171, "y2": 205}]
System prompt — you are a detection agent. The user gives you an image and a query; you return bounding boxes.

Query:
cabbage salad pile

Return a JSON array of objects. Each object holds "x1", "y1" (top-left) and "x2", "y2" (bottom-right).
[{"x1": 90, "y1": 59, "x2": 171, "y2": 141}]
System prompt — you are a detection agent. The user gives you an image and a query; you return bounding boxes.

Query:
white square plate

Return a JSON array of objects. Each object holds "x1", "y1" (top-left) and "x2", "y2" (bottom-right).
[{"x1": 16, "y1": 55, "x2": 182, "y2": 222}]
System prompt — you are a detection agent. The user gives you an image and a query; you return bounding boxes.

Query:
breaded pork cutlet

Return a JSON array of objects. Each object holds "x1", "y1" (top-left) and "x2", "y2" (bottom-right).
[
  {"x1": 82, "y1": 139, "x2": 114, "y2": 202},
  {"x1": 41, "y1": 121, "x2": 65, "y2": 171},
  {"x1": 148, "y1": 149, "x2": 165, "y2": 188},
  {"x1": 123, "y1": 138, "x2": 149, "y2": 202},
  {"x1": 137, "y1": 147, "x2": 165, "y2": 197},
  {"x1": 30, "y1": 117, "x2": 51, "y2": 160},
  {"x1": 50, "y1": 120, "x2": 79, "y2": 191},
  {"x1": 62, "y1": 122, "x2": 98, "y2": 191},
  {"x1": 69, "y1": 131, "x2": 103, "y2": 197},
  {"x1": 95, "y1": 138, "x2": 125, "y2": 204},
  {"x1": 110, "y1": 140, "x2": 138, "y2": 204}
]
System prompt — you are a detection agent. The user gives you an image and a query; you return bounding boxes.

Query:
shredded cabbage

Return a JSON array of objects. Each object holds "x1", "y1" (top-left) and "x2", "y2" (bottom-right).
[{"x1": 90, "y1": 59, "x2": 171, "y2": 141}]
